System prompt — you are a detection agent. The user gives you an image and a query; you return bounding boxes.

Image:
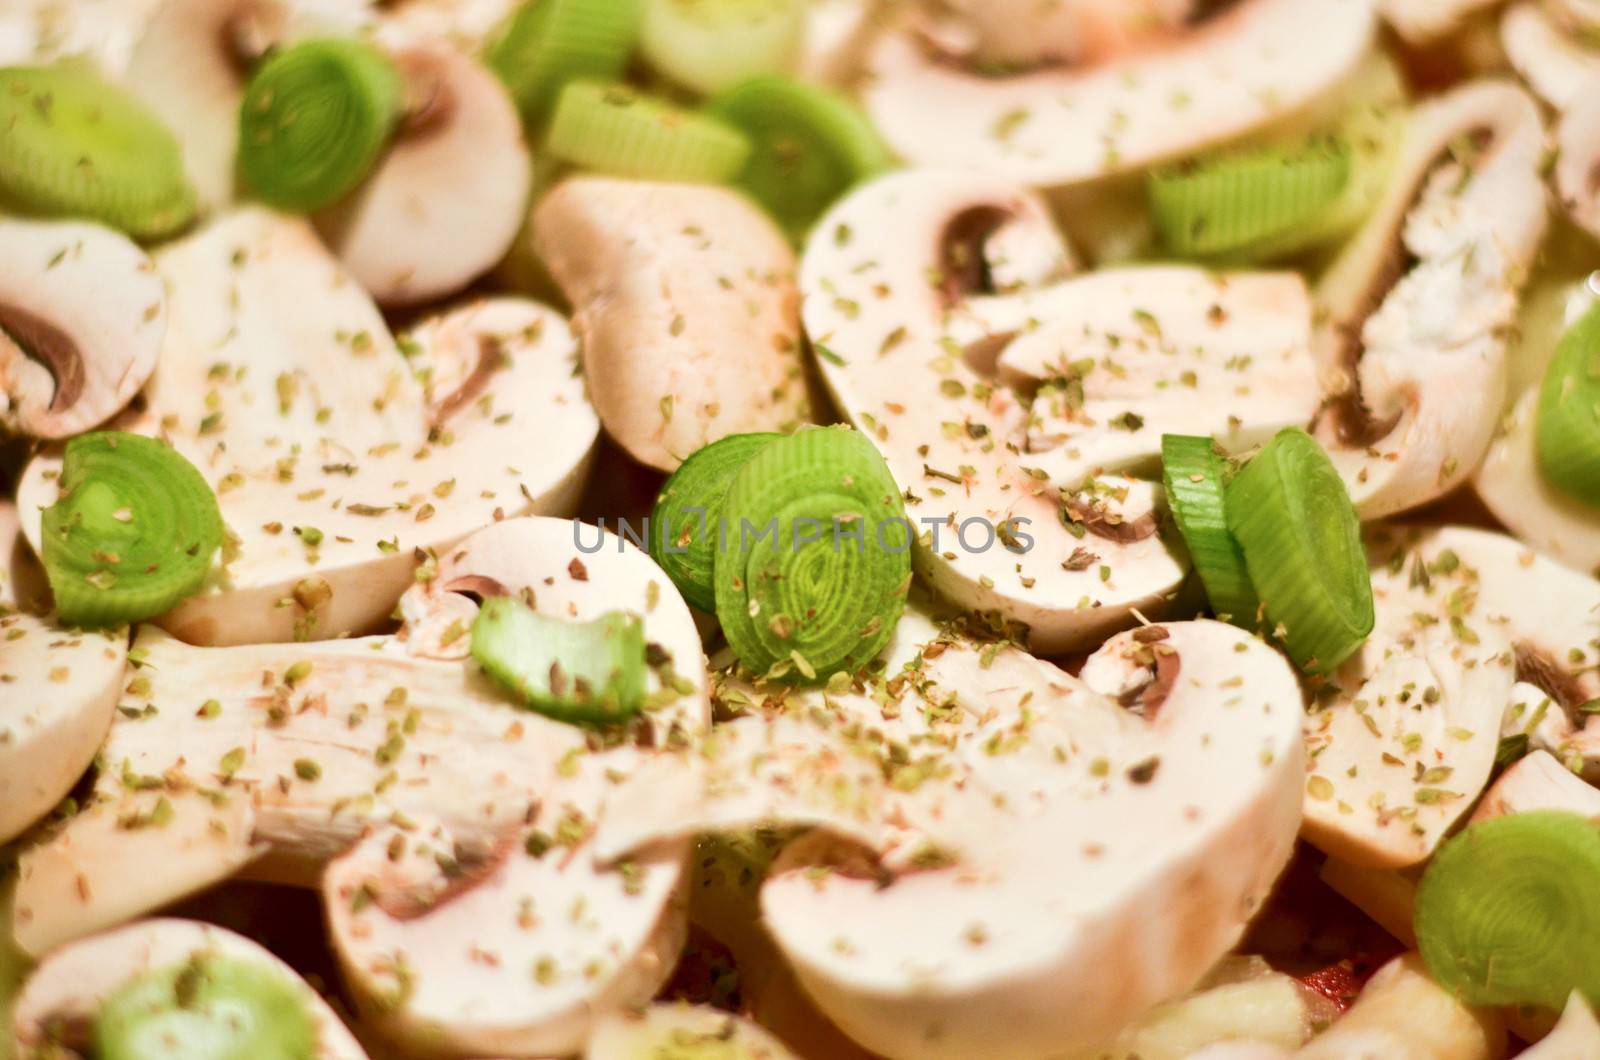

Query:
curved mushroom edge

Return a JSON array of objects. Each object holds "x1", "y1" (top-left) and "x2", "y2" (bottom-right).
[
  {"x1": 11, "y1": 516, "x2": 710, "y2": 1056},
  {"x1": 1302, "y1": 523, "x2": 1600, "y2": 869},
  {"x1": 596, "y1": 607, "x2": 1306, "y2": 1059},
  {"x1": 533, "y1": 177, "x2": 813, "y2": 473},
  {"x1": 862, "y1": 0, "x2": 1375, "y2": 186},
  {"x1": 17, "y1": 208, "x2": 599, "y2": 646},
  {"x1": 1310, "y1": 80, "x2": 1547, "y2": 519}
]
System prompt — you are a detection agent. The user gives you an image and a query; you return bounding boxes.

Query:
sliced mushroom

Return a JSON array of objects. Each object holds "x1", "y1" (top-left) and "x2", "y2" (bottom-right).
[
  {"x1": 1311, "y1": 81, "x2": 1547, "y2": 519},
  {"x1": 995, "y1": 266, "x2": 1321, "y2": 484},
  {"x1": 0, "y1": 497, "x2": 128, "y2": 850},
  {"x1": 1379, "y1": 0, "x2": 1504, "y2": 44},
  {"x1": 0, "y1": 218, "x2": 165, "y2": 440},
  {"x1": 0, "y1": 0, "x2": 166, "y2": 76},
  {"x1": 1556, "y1": 88, "x2": 1600, "y2": 240},
  {"x1": 1521, "y1": 992, "x2": 1600, "y2": 1058},
  {"x1": 1470, "y1": 749, "x2": 1600, "y2": 822},
  {"x1": 600, "y1": 614, "x2": 1306, "y2": 1059},
  {"x1": 315, "y1": 45, "x2": 533, "y2": 307},
  {"x1": 585, "y1": 1004, "x2": 799, "y2": 1060},
  {"x1": 374, "y1": 0, "x2": 518, "y2": 53},
  {"x1": 861, "y1": 0, "x2": 1374, "y2": 187},
  {"x1": 124, "y1": 0, "x2": 368, "y2": 212},
  {"x1": 924, "y1": 0, "x2": 1195, "y2": 69},
  {"x1": 1318, "y1": 856, "x2": 1419, "y2": 948},
  {"x1": 802, "y1": 170, "x2": 1215, "y2": 651},
  {"x1": 11, "y1": 516, "x2": 707, "y2": 1054},
  {"x1": 11, "y1": 918, "x2": 368, "y2": 1058},
  {"x1": 321, "y1": 517, "x2": 708, "y2": 1056},
  {"x1": 1291, "y1": 953, "x2": 1506, "y2": 1060},
  {"x1": 0, "y1": 497, "x2": 47, "y2": 615},
  {"x1": 1503, "y1": 1, "x2": 1600, "y2": 110},
  {"x1": 533, "y1": 177, "x2": 812, "y2": 472},
  {"x1": 16, "y1": 209, "x2": 598, "y2": 645},
  {"x1": 797, "y1": 0, "x2": 893, "y2": 87},
  {"x1": 1299, "y1": 525, "x2": 1525, "y2": 869}
]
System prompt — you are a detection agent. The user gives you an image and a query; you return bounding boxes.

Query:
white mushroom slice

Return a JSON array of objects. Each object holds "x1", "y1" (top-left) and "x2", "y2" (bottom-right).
[
  {"x1": 1095, "y1": 957, "x2": 1316, "y2": 1059},
  {"x1": 17, "y1": 210, "x2": 598, "y2": 646},
  {"x1": 801, "y1": 169, "x2": 1187, "y2": 652},
  {"x1": 533, "y1": 178, "x2": 811, "y2": 472},
  {"x1": 1469, "y1": 749, "x2": 1600, "y2": 822},
  {"x1": 0, "y1": 498, "x2": 46, "y2": 617},
  {"x1": 0, "y1": 611, "x2": 126, "y2": 848},
  {"x1": 1380, "y1": 0, "x2": 1503, "y2": 43},
  {"x1": 1557, "y1": 89, "x2": 1600, "y2": 240},
  {"x1": 604, "y1": 615, "x2": 1304, "y2": 1059},
  {"x1": 861, "y1": 0, "x2": 1374, "y2": 187},
  {"x1": 1292, "y1": 953, "x2": 1506, "y2": 1060},
  {"x1": 12, "y1": 918, "x2": 367, "y2": 1059},
  {"x1": 1503, "y1": 2, "x2": 1600, "y2": 110},
  {"x1": 375, "y1": 0, "x2": 517, "y2": 52},
  {"x1": 1300, "y1": 526, "x2": 1528, "y2": 868},
  {"x1": 325, "y1": 813, "x2": 687, "y2": 1058},
  {"x1": 12, "y1": 517, "x2": 705, "y2": 1051},
  {"x1": 585, "y1": 1004, "x2": 799, "y2": 1060},
  {"x1": 1475, "y1": 388, "x2": 1600, "y2": 574},
  {"x1": 796, "y1": 0, "x2": 891, "y2": 87},
  {"x1": 927, "y1": 0, "x2": 1194, "y2": 68},
  {"x1": 12, "y1": 791, "x2": 260, "y2": 957},
  {"x1": 0, "y1": 0, "x2": 165, "y2": 76},
  {"x1": 1311, "y1": 82, "x2": 1547, "y2": 519},
  {"x1": 995, "y1": 267, "x2": 1320, "y2": 483},
  {"x1": 124, "y1": 0, "x2": 368, "y2": 212},
  {"x1": 315, "y1": 45, "x2": 532, "y2": 307},
  {"x1": 1522, "y1": 992, "x2": 1600, "y2": 1058},
  {"x1": 0, "y1": 218, "x2": 164, "y2": 440}
]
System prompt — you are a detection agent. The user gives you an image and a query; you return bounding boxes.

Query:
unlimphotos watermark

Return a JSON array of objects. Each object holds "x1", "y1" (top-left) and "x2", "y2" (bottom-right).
[{"x1": 575, "y1": 514, "x2": 1036, "y2": 555}]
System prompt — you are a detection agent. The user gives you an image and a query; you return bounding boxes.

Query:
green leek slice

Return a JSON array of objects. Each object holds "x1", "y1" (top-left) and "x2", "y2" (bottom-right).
[
  {"x1": 544, "y1": 80, "x2": 751, "y2": 182},
  {"x1": 471, "y1": 597, "x2": 647, "y2": 725},
  {"x1": 1536, "y1": 302, "x2": 1600, "y2": 507},
  {"x1": 713, "y1": 426, "x2": 910, "y2": 683},
  {"x1": 1161, "y1": 434, "x2": 1261, "y2": 627},
  {"x1": 1225, "y1": 427, "x2": 1373, "y2": 673},
  {"x1": 485, "y1": 0, "x2": 642, "y2": 131},
  {"x1": 1149, "y1": 137, "x2": 1353, "y2": 260},
  {"x1": 1416, "y1": 811, "x2": 1600, "y2": 1011},
  {"x1": 41, "y1": 432, "x2": 224, "y2": 629},
  {"x1": 0, "y1": 64, "x2": 196, "y2": 240},
  {"x1": 650, "y1": 432, "x2": 782, "y2": 612},
  {"x1": 707, "y1": 75, "x2": 894, "y2": 240},
  {"x1": 95, "y1": 955, "x2": 316, "y2": 1060},
  {"x1": 640, "y1": 0, "x2": 805, "y2": 96},
  {"x1": 237, "y1": 38, "x2": 404, "y2": 212}
]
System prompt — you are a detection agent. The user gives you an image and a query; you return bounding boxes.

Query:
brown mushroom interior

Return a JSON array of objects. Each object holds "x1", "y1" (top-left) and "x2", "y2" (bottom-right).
[{"x1": 0, "y1": 303, "x2": 85, "y2": 413}]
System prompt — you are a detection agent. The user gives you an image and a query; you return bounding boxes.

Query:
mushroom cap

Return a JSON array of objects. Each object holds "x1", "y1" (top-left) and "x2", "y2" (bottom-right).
[
  {"x1": 0, "y1": 218, "x2": 165, "y2": 440},
  {"x1": 801, "y1": 169, "x2": 1202, "y2": 652},
  {"x1": 315, "y1": 45, "x2": 532, "y2": 307},
  {"x1": 1556, "y1": 87, "x2": 1600, "y2": 241},
  {"x1": 601, "y1": 612, "x2": 1305, "y2": 1059},
  {"x1": 533, "y1": 177, "x2": 812, "y2": 472},
  {"x1": 11, "y1": 918, "x2": 368, "y2": 1059},
  {"x1": 13, "y1": 517, "x2": 709, "y2": 1051},
  {"x1": 0, "y1": 616, "x2": 126, "y2": 848},
  {"x1": 1311, "y1": 81, "x2": 1547, "y2": 519},
  {"x1": 1299, "y1": 525, "x2": 1522, "y2": 868},
  {"x1": 584, "y1": 1004, "x2": 800, "y2": 1060},
  {"x1": 1470, "y1": 749, "x2": 1600, "y2": 823},
  {"x1": 1290, "y1": 953, "x2": 1505, "y2": 1060},
  {"x1": 323, "y1": 516, "x2": 707, "y2": 1056},
  {"x1": 1503, "y1": 1, "x2": 1600, "y2": 110},
  {"x1": 1379, "y1": 0, "x2": 1503, "y2": 44},
  {"x1": 17, "y1": 209, "x2": 598, "y2": 645},
  {"x1": 861, "y1": 0, "x2": 1375, "y2": 187}
]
